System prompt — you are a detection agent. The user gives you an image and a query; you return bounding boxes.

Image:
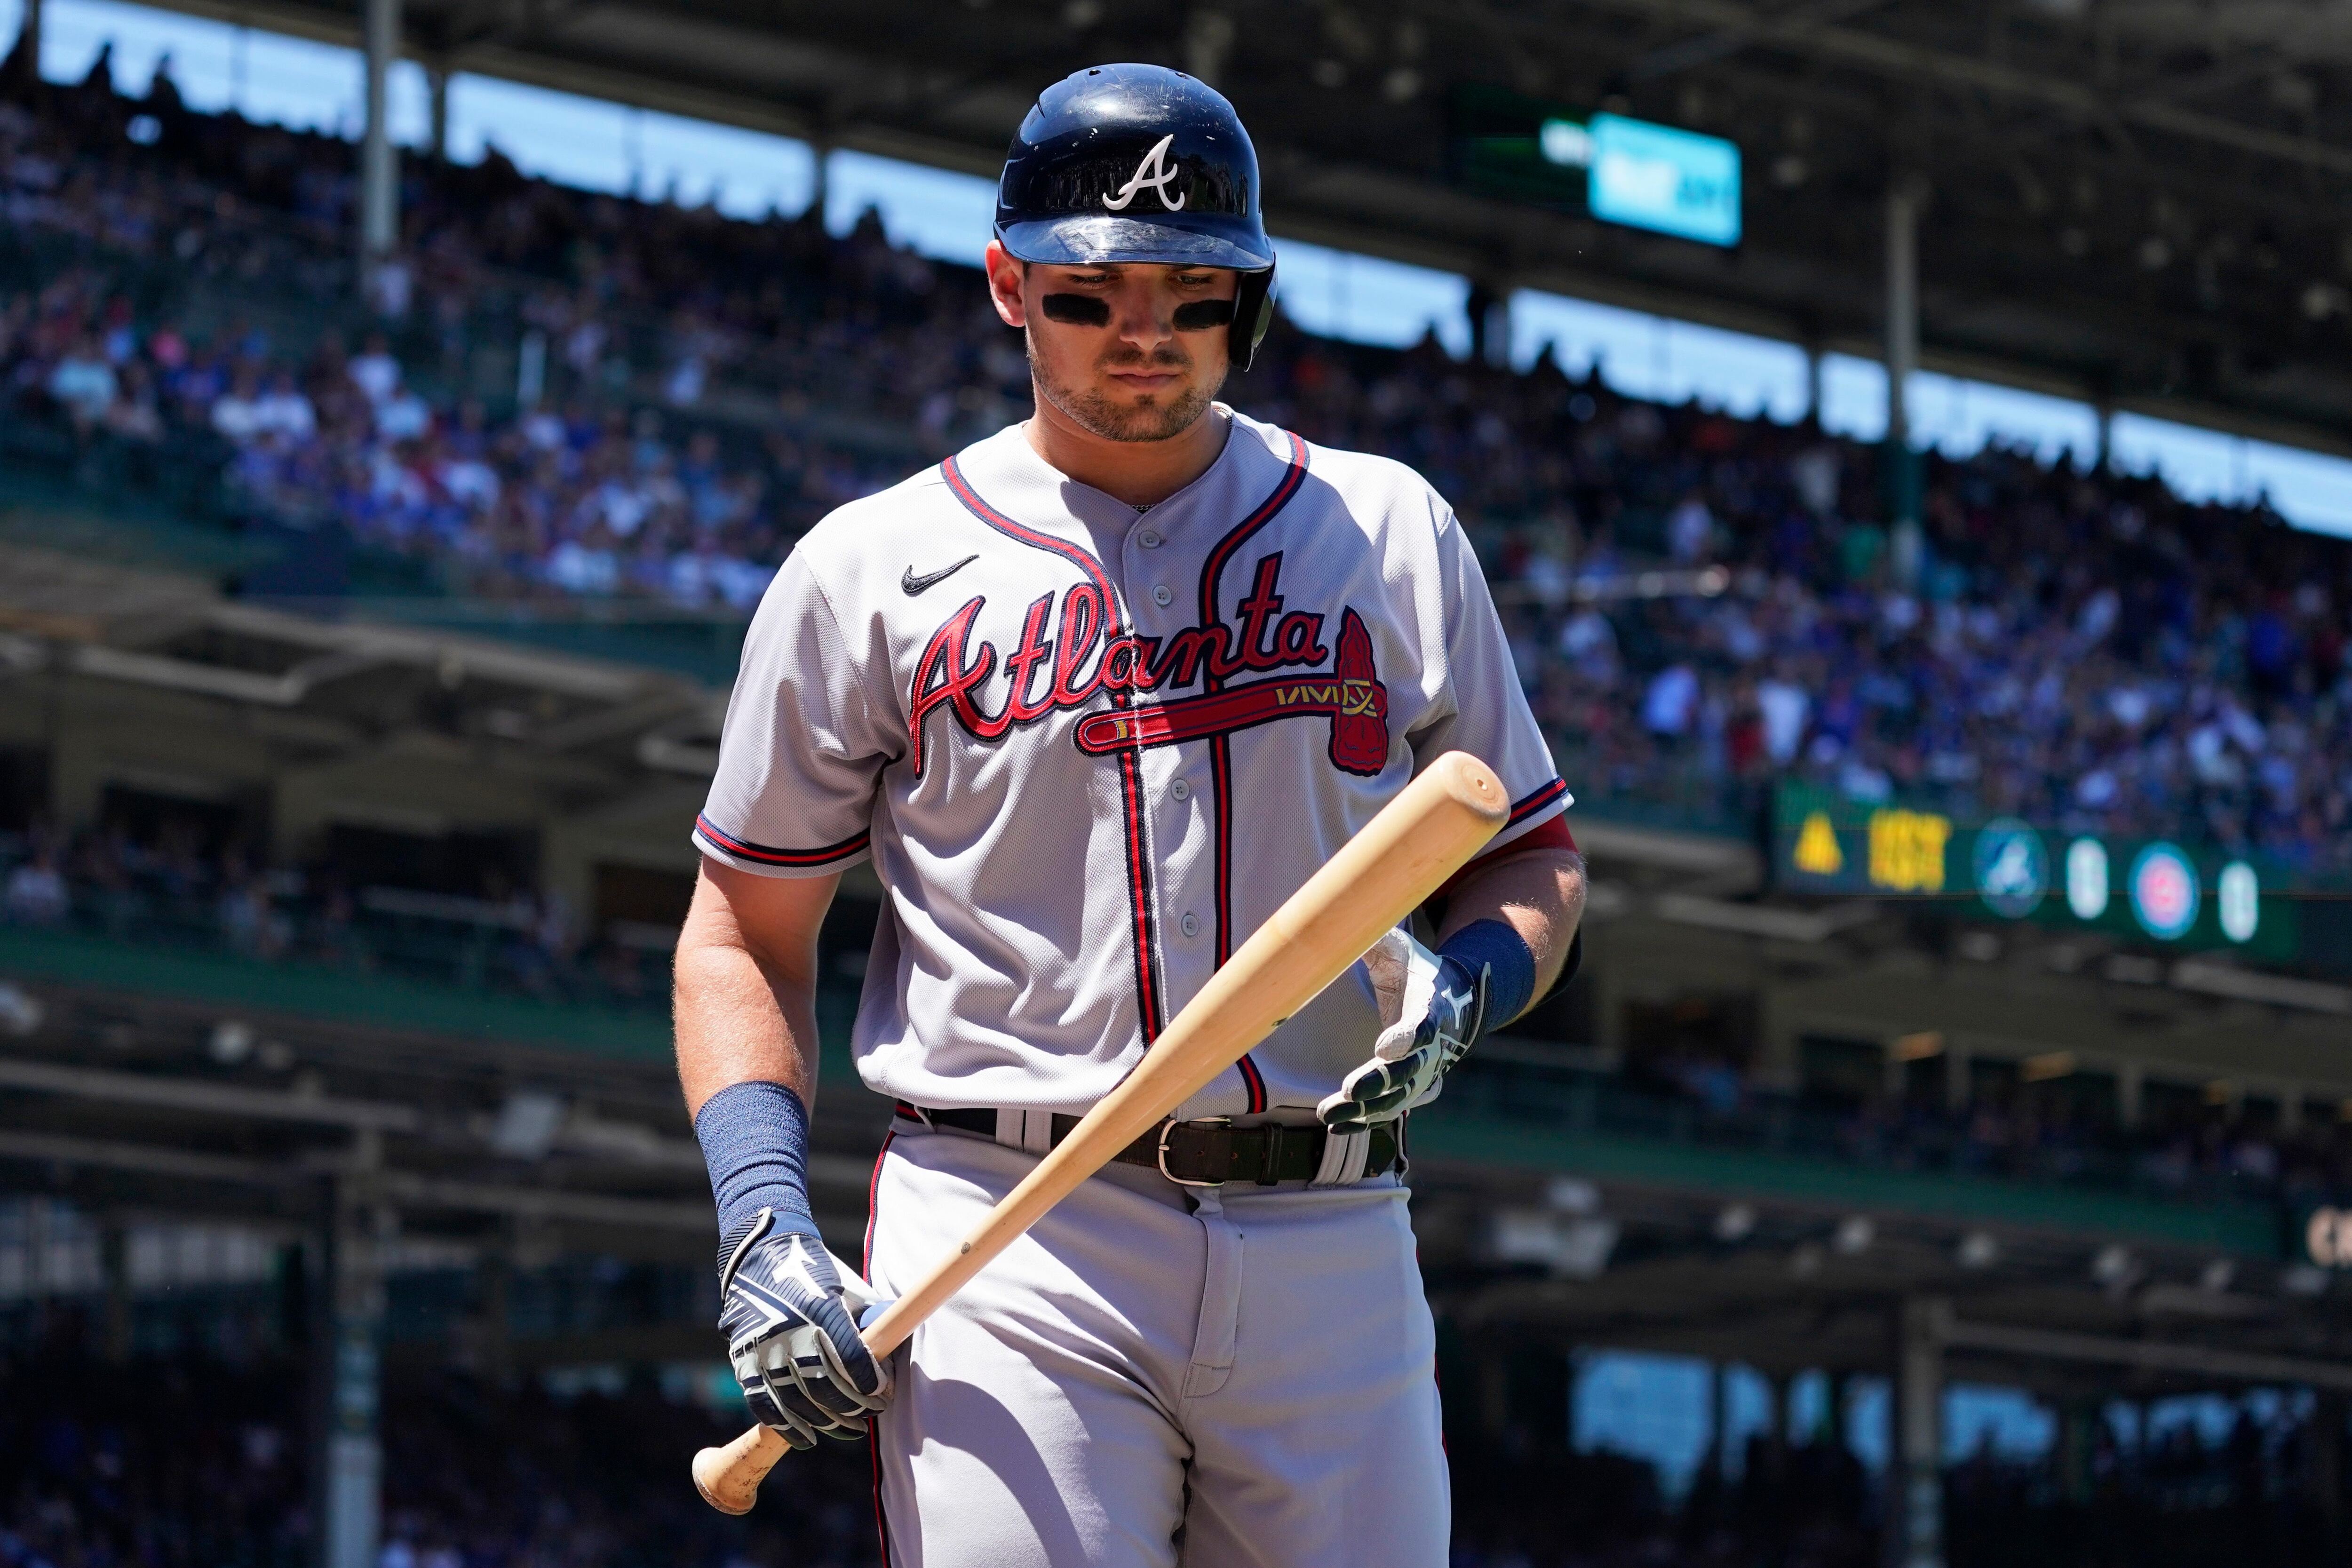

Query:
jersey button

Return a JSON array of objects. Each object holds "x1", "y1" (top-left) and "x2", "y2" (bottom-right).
[
  {"x1": 1169, "y1": 779, "x2": 1191, "y2": 802},
  {"x1": 1180, "y1": 912, "x2": 1200, "y2": 938},
  {"x1": 1139, "y1": 528, "x2": 1163, "y2": 549},
  {"x1": 1152, "y1": 584, "x2": 1174, "y2": 607}
]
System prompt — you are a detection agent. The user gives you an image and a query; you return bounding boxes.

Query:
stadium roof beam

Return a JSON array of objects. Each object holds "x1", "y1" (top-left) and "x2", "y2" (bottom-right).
[
  {"x1": 0, "y1": 1055, "x2": 422, "y2": 1131},
  {"x1": 1940, "y1": 1311, "x2": 2352, "y2": 1396},
  {"x1": 1622, "y1": 0, "x2": 1896, "y2": 83},
  {"x1": 0, "y1": 1127, "x2": 286, "y2": 1186},
  {"x1": 0, "y1": 1125, "x2": 721, "y2": 1230},
  {"x1": 1557, "y1": 0, "x2": 2352, "y2": 178}
]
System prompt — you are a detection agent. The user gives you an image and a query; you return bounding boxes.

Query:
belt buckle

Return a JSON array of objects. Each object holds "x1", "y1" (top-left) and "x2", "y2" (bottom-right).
[{"x1": 1157, "y1": 1117, "x2": 1230, "y2": 1187}]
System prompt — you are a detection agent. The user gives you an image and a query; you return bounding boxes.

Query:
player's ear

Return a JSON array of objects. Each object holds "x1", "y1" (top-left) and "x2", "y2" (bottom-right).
[{"x1": 984, "y1": 241, "x2": 1027, "y2": 330}]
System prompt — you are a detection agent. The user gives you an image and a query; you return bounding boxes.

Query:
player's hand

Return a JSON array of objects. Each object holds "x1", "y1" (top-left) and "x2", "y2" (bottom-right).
[
  {"x1": 1317, "y1": 927, "x2": 1487, "y2": 1135},
  {"x1": 716, "y1": 1207, "x2": 893, "y2": 1449}
]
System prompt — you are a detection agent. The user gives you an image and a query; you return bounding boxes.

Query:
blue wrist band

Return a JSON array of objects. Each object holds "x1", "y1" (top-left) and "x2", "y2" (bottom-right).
[
  {"x1": 1438, "y1": 918, "x2": 1537, "y2": 1039},
  {"x1": 694, "y1": 1080, "x2": 814, "y2": 1242}
]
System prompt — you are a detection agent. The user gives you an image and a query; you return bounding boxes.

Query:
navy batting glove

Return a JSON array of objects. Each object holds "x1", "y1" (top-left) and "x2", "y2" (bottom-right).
[
  {"x1": 1319, "y1": 954, "x2": 1486, "y2": 1136},
  {"x1": 717, "y1": 1208, "x2": 892, "y2": 1449}
]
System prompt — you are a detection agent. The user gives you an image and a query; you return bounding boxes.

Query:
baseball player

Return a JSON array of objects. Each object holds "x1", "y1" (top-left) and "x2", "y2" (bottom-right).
[{"x1": 675, "y1": 64, "x2": 1587, "y2": 1568}]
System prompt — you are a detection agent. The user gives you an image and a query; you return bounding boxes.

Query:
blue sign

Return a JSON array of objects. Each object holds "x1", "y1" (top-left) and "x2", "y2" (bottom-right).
[
  {"x1": 1973, "y1": 819, "x2": 2047, "y2": 919},
  {"x1": 1588, "y1": 114, "x2": 1742, "y2": 247}
]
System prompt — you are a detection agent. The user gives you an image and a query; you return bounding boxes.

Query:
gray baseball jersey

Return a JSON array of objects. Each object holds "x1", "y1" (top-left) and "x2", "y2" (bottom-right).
[{"x1": 693, "y1": 407, "x2": 1570, "y2": 1119}]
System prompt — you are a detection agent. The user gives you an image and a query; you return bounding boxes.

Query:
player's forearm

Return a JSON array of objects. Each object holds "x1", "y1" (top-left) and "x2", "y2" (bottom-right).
[
  {"x1": 1435, "y1": 846, "x2": 1586, "y2": 1023},
  {"x1": 674, "y1": 938, "x2": 820, "y2": 1116},
  {"x1": 672, "y1": 867, "x2": 832, "y2": 1118}
]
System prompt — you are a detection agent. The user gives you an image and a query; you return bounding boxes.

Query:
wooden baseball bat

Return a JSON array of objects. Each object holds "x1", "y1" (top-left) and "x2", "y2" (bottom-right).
[{"x1": 691, "y1": 749, "x2": 1509, "y2": 1514}]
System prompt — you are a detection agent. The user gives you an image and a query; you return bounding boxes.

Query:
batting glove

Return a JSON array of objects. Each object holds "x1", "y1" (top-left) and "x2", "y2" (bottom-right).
[
  {"x1": 717, "y1": 1207, "x2": 893, "y2": 1449},
  {"x1": 1318, "y1": 926, "x2": 1488, "y2": 1136}
]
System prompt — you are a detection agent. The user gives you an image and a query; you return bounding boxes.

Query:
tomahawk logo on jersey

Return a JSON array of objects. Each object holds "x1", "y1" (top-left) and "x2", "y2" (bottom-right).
[{"x1": 693, "y1": 408, "x2": 1570, "y2": 1122}]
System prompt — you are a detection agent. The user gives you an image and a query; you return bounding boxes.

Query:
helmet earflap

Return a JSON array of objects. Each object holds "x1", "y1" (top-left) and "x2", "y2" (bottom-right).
[{"x1": 1232, "y1": 265, "x2": 1277, "y2": 373}]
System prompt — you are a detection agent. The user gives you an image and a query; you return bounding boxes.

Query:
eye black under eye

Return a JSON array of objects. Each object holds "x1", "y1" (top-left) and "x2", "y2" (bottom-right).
[
  {"x1": 1172, "y1": 300, "x2": 1236, "y2": 330},
  {"x1": 1041, "y1": 294, "x2": 1112, "y2": 325}
]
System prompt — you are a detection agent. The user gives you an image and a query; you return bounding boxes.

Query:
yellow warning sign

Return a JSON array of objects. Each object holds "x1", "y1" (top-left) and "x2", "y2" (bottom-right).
[{"x1": 1792, "y1": 812, "x2": 1844, "y2": 876}]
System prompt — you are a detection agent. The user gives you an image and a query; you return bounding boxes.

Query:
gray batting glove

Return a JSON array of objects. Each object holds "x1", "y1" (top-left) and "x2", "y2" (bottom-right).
[
  {"x1": 1318, "y1": 927, "x2": 1487, "y2": 1135},
  {"x1": 717, "y1": 1208, "x2": 893, "y2": 1449}
]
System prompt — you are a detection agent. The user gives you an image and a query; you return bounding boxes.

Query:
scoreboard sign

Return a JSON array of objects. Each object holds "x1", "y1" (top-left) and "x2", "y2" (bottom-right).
[
  {"x1": 1584, "y1": 113, "x2": 1742, "y2": 246},
  {"x1": 1772, "y1": 783, "x2": 2301, "y2": 961},
  {"x1": 1449, "y1": 86, "x2": 1743, "y2": 247}
]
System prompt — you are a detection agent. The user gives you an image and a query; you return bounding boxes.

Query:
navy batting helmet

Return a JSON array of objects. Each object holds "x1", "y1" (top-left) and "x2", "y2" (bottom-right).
[{"x1": 994, "y1": 63, "x2": 1278, "y2": 371}]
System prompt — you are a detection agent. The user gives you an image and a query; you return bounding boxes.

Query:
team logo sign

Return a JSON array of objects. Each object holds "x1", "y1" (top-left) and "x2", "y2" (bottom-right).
[
  {"x1": 1104, "y1": 134, "x2": 1186, "y2": 212},
  {"x1": 1972, "y1": 819, "x2": 2046, "y2": 919},
  {"x1": 2127, "y1": 843, "x2": 2200, "y2": 941}
]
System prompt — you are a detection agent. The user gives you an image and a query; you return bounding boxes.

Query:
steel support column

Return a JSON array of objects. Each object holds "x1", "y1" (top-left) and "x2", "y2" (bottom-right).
[
  {"x1": 1883, "y1": 177, "x2": 1926, "y2": 582},
  {"x1": 359, "y1": 0, "x2": 401, "y2": 269},
  {"x1": 1891, "y1": 1298, "x2": 1945, "y2": 1568},
  {"x1": 1471, "y1": 283, "x2": 1512, "y2": 371},
  {"x1": 1708, "y1": 1359, "x2": 1730, "y2": 1492},
  {"x1": 2058, "y1": 1399, "x2": 2094, "y2": 1505},
  {"x1": 318, "y1": 1174, "x2": 387, "y2": 1568},
  {"x1": 1884, "y1": 183, "x2": 1920, "y2": 455},
  {"x1": 99, "y1": 1219, "x2": 131, "y2": 1363},
  {"x1": 2308, "y1": 1393, "x2": 2346, "y2": 1555},
  {"x1": 9, "y1": 0, "x2": 40, "y2": 81}
]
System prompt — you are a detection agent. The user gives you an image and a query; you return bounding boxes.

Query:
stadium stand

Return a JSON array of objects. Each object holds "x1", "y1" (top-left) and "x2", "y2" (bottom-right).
[
  {"x1": 0, "y1": 69, "x2": 2347, "y2": 872},
  {"x1": 0, "y1": 1337, "x2": 2340, "y2": 1568},
  {"x1": 2, "y1": 69, "x2": 2350, "y2": 1241},
  {"x1": 0, "y1": 1342, "x2": 887, "y2": 1568}
]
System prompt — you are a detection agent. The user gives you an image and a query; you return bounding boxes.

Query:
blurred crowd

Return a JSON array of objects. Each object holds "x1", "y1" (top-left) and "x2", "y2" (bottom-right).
[
  {"x1": 5, "y1": 1337, "x2": 2334, "y2": 1568},
  {"x1": 9, "y1": 796, "x2": 2337, "y2": 1212},
  {"x1": 1815, "y1": 1063, "x2": 2352, "y2": 1209},
  {"x1": 1, "y1": 66, "x2": 2348, "y2": 869},
  {"x1": 0, "y1": 813, "x2": 670, "y2": 1008},
  {"x1": 1457, "y1": 1053, "x2": 2352, "y2": 1218},
  {"x1": 0, "y1": 1346, "x2": 881, "y2": 1568},
  {"x1": 1444, "y1": 1381, "x2": 2343, "y2": 1568}
]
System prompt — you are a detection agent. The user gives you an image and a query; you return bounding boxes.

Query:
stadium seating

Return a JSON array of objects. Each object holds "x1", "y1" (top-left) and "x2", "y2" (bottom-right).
[
  {"x1": 3, "y1": 72, "x2": 2350, "y2": 1222},
  {"x1": 3, "y1": 74, "x2": 2347, "y2": 878},
  {"x1": 0, "y1": 1340, "x2": 2331, "y2": 1568}
]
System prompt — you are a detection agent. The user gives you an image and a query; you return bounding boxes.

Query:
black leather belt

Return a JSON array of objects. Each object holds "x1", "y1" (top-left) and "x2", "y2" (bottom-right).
[{"x1": 899, "y1": 1104, "x2": 1402, "y2": 1187}]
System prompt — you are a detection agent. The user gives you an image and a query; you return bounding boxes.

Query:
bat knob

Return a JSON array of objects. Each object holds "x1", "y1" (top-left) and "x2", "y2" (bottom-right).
[{"x1": 693, "y1": 1425, "x2": 788, "y2": 1514}]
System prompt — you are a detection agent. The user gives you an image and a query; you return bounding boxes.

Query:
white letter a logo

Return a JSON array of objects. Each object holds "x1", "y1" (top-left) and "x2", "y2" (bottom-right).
[{"x1": 1103, "y1": 134, "x2": 1186, "y2": 212}]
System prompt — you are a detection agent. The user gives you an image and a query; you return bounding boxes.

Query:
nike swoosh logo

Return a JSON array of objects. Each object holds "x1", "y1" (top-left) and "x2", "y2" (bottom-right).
[{"x1": 902, "y1": 554, "x2": 979, "y2": 596}]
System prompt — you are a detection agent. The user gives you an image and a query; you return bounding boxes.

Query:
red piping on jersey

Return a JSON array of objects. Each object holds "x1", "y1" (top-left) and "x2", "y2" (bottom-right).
[
  {"x1": 1196, "y1": 431, "x2": 1308, "y2": 1113},
  {"x1": 1433, "y1": 811, "x2": 1577, "y2": 905},
  {"x1": 939, "y1": 454, "x2": 1165, "y2": 1043},
  {"x1": 694, "y1": 814, "x2": 870, "y2": 868},
  {"x1": 1507, "y1": 777, "x2": 1571, "y2": 827},
  {"x1": 864, "y1": 1129, "x2": 894, "y2": 1566},
  {"x1": 862, "y1": 1128, "x2": 892, "y2": 1280}
]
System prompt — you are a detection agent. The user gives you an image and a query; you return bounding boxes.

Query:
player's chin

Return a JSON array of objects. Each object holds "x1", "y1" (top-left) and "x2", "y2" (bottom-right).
[{"x1": 1083, "y1": 384, "x2": 1216, "y2": 442}]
